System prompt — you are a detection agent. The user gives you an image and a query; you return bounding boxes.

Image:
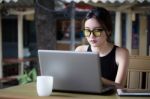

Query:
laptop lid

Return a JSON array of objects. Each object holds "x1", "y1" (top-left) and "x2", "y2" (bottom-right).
[{"x1": 38, "y1": 50, "x2": 104, "y2": 94}]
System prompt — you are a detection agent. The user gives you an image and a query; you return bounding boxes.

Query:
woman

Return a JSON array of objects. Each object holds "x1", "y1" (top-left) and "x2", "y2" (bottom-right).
[{"x1": 75, "y1": 7, "x2": 129, "y2": 88}]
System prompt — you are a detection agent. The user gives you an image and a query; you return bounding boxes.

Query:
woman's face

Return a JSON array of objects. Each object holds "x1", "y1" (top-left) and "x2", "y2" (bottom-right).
[{"x1": 84, "y1": 18, "x2": 108, "y2": 47}]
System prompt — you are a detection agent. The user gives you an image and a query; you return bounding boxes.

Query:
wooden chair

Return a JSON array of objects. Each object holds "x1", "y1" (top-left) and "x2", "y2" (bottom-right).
[{"x1": 127, "y1": 55, "x2": 150, "y2": 89}]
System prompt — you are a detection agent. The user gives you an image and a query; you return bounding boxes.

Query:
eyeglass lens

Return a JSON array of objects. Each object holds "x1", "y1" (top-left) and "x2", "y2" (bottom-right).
[{"x1": 83, "y1": 29, "x2": 104, "y2": 37}]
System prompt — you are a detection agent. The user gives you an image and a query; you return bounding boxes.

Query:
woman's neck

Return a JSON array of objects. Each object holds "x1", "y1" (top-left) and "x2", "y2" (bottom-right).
[{"x1": 91, "y1": 42, "x2": 113, "y2": 57}]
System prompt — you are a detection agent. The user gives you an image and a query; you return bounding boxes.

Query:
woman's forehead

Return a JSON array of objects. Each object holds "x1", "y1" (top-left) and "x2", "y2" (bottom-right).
[{"x1": 84, "y1": 18, "x2": 102, "y2": 29}]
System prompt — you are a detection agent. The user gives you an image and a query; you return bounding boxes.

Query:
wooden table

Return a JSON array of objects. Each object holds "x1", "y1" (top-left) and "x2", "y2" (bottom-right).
[{"x1": 0, "y1": 82, "x2": 149, "y2": 99}]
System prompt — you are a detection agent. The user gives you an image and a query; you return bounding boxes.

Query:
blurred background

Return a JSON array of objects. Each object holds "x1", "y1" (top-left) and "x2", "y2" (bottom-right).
[{"x1": 0, "y1": 0, "x2": 150, "y2": 88}]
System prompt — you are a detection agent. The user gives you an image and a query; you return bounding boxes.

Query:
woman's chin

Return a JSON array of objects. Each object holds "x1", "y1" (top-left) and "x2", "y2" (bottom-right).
[{"x1": 90, "y1": 43, "x2": 99, "y2": 47}]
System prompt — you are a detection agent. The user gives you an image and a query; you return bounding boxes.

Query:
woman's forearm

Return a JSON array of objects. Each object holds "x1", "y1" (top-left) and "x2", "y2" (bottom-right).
[{"x1": 101, "y1": 77, "x2": 123, "y2": 89}]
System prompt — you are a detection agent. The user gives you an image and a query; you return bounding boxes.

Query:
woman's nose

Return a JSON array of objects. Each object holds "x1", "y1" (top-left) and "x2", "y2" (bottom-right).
[{"x1": 89, "y1": 32, "x2": 95, "y2": 38}]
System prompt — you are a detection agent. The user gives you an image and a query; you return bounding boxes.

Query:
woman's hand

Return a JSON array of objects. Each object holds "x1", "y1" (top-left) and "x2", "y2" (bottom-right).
[{"x1": 101, "y1": 77, "x2": 123, "y2": 89}]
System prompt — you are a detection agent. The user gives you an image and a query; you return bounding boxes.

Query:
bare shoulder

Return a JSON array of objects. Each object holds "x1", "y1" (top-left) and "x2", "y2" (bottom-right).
[
  {"x1": 116, "y1": 47, "x2": 129, "y2": 56},
  {"x1": 75, "y1": 45, "x2": 89, "y2": 52},
  {"x1": 116, "y1": 47, "x2": 129, "y2": 63}
]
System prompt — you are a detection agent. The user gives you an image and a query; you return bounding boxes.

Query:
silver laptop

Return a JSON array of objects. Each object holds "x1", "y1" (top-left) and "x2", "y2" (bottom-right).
[
  {"x1": 38, "y1": 50, "x2": 114, "y2": 94},
  {"x1": 117, "y1": 89, "x2": 150, "y2": 96}
]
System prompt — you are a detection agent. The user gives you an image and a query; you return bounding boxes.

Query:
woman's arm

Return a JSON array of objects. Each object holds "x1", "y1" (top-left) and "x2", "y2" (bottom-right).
[
  {"x1": 115, "y1": 47, "x2": 129, "y2": 88},
  {"x1": 101, "y1": 77, "x2": 123, "y2": 88},
  {"x1": 101, "y1": 47, "x2": 129, "y2": 89}
]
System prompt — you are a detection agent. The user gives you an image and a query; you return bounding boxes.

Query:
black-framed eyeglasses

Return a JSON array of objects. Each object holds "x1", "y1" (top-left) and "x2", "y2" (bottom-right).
[{"x1": 83, "y1": 28, "x2": 104, "y2": 37}]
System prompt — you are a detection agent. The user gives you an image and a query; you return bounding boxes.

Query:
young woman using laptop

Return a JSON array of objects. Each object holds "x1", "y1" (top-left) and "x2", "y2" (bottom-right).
[{"x1": 75, "y1": 7, "x2": 129, "y2": 89}]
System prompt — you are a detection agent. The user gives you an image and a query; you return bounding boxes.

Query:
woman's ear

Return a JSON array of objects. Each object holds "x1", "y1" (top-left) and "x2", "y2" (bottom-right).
[
  {"x1": 107, "y1": 31, "x2": 111, "y2": 36},
  {"x1": 105, "y1": 31, "x2": 112, "y2": 42}
]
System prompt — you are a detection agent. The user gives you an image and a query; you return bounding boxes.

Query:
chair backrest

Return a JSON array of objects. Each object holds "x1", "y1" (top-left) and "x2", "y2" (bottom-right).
[{"x1": 127, "y1": 55, "x2": 150, "y2": 89}]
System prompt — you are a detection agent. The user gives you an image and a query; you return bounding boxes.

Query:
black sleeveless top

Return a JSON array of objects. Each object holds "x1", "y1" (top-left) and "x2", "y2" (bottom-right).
[{"x1": 87, "y1": 45, "x2": 118, "y2": 81}]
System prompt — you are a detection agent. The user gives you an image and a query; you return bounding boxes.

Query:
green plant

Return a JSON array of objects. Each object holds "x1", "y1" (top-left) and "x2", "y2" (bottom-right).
[{"x1": 18, "y1": 68, "x2": 37, "y2": 84}]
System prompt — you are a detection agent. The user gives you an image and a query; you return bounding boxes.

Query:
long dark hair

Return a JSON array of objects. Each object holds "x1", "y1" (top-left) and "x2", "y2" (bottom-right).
[{"x1": 83, "y1": 7, "x2": 112, "y2": 42}]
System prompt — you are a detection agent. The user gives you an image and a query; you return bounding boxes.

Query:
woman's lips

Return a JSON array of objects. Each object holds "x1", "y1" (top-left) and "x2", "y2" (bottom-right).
[{"x1": 90, "y1": 40, "x2": 97, "y2": 43}]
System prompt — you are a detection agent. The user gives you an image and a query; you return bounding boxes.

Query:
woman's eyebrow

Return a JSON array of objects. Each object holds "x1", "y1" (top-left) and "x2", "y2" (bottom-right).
[
  {"x1": 84, "y1": 27, "x2": 103, "y2": 30},
  {"x1": 94, "y1": 27, "x2": 103, "y2": 29}
]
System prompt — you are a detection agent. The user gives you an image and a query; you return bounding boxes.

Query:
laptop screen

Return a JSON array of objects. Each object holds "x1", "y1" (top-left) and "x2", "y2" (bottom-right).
[{"x1": 38, "y1": 50, "x2": 104, "y2": 94}]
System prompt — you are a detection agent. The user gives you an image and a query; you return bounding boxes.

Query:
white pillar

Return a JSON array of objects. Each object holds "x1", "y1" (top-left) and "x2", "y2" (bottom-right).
[
  {"x1": 18, "y1": 15, "x2": 24, "y2": 75},
  {"x1": 115, "y1": 11, "x2": 122, "y2": 47},
  {"x1": 139, "y1": 15, "x2": 147, "y2": 56},
  {"x1": 0, "y1": 15, "x2": 2, "y2": 78},
  {"x1": 70, "y1": 1, "x2": 75, "y2": 50},
  {"x1": 126, "y1": 12, "x2": 132, "y2": 54}
]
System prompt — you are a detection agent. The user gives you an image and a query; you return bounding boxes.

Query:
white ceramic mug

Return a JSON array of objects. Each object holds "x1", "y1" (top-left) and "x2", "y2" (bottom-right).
[{"x1": 36, "y1": 76, "x2": 53, "y2": 96}]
